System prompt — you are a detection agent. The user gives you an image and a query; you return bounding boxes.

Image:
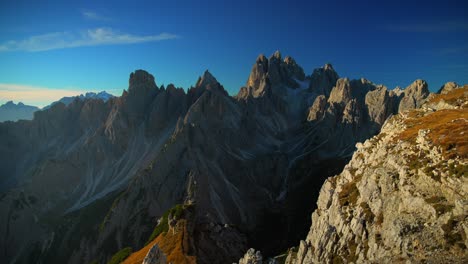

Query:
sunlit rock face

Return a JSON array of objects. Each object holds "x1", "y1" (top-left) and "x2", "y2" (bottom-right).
[
  {"x1": 398, "y1": 79, "x2": 430, "y2": 112},
  {"x1": 437, "y1": 81, "x2": 460, "y2": 94},
  {"x1": 286, "y1": 86, "x2": 468, "y2": 264}
]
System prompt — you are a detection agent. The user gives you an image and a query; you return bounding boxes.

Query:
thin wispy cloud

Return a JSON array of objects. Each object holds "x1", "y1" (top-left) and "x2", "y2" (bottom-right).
[
  {"x1": 0, "y1": 28, "x2": 179, "y2": 52},
  {"x1": 0, "y1": 83, "x2": 120, "y2": 108},
  {"x1": 438, "y1": 46, "x2": 468, "y2": 55},
  {"x1": 384, "y1": 21, "x2": 468, "y2": 33},
  {"x1": 82, "y1": 10, "x2": 111, "y2": 21}
]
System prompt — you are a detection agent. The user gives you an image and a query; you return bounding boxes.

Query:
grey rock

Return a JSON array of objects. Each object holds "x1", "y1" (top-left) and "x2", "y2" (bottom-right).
[
  {"x1": 287, "y1": 88, "x2": 468, "y2": 263},
  {"x1": 143, "y1": 244, "x2": 167, "y2": 264},
  {"x1": 308, "y1": 63, "x2": 339, "y2": 96},
  {"x1": 239, "y1": 248, "x2": 263, "y2": 264},
  {"x1": 398, "y1": 79, "x2": 430, "y2": 112},
  {"x1": 307, "y1": 95, "x2": 327, "y2": 121},
  {"x1": 437, "y1": 81, "x2": 460, "y2": 94}
]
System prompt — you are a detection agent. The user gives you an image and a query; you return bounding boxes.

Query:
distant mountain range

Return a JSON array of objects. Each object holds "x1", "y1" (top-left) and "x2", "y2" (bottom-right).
[
  {"x1": 0, "y1": 91, "x2": 114, "y2": 122},
  {"x1": 42, "y1": 91, "x2": 114, "y2": 109},
  {"x1": 0, "y1": 101, "x2": 39, "y2": 122}
]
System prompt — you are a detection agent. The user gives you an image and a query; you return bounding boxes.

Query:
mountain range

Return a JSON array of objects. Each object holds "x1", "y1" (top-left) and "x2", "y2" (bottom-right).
[
  {"x1": 0, "y1": 101, "x2": 39, "y2": 122},
  {"x1": 0, "y1": 92, "x2": 114, "y2": 122},
  {"x1": 42, "y1": 91, "x2": 114, "y2": 110},
  {"x1": 0, "y1": 51, "x2": 465, "y2": 264}
]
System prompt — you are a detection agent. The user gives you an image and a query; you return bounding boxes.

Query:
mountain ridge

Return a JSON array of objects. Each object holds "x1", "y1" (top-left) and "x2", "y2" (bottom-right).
[{"x1": 0, "y1": 101, "x2": 39, "y2": 122}]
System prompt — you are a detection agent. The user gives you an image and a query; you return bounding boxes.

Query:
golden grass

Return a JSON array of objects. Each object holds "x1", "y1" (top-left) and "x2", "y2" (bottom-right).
[
  {"x1": 122, "y1": 219, "x2": 196, "y2": 264},
  {"x1": 398, "y1": 109, "x2": 468, "y2": 159},
  {"x1": 121, "y1": 240, "x2": 157, "y2": 264},
  {"x1": 430, "y1": 85, "x2": 468, "y2": 107}
]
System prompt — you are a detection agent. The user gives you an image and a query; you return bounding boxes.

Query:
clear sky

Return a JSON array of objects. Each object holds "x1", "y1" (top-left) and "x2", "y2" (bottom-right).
[{"x1": 0, "y1": 0, "x2": 467, "y2": 107}]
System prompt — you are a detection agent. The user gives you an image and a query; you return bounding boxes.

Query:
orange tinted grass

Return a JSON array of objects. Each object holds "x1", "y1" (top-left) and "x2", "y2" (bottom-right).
[
  {"x1": 429, "y1": 85, "x2": 468, "y2": 107},
  {"x1": 122, "y1": 219, "x2": 196, "y2": 264},
  {"x1": 121, "y1": 240, "x2": 158, "y2": 264},
  {"x1": 398, "y1": 109, "x2": 468, "y2": 159}
]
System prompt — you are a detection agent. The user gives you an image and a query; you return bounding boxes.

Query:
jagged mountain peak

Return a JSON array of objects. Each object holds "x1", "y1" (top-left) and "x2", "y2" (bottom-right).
[
  {"x1": 399, "y1": 79, "x2": 430, "y2": 112},
  {"x1": 284, "y1": 56, "x2": 295, "y2": 65},
  {"x1": 405, "y1": 79, "x2": 428, "y2": 92},
  {"x1": 196, "y1": 69, "x2": 218, "y2": 89},
  {"x1": 128, "y1": 69, "x2": 158, "y2": 95},
  {"x1": 246, "y1": 54, "x2": 269, "y2": 90},
  {"x1": 438, "y1": 81, "x2": 460, "y2": 94},
  {"x1": 188, "y1": 70, "x2": 228, "y2": 104},
  {"x1": 323, "y1": 63, "x2": 334, "y2": 71},
  {"x1": 309, "y1": 63, "x2": 339, "y2": 96},
  {"x1": 272, "y1": 50, "x2": 282, "y2": 60},
  {"x1": 256, "y1": 53, "x2": 268, "y2": 63}
]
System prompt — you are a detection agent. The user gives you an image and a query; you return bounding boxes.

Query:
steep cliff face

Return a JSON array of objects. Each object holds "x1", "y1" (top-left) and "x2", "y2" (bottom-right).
[{"x1": 286, "y1": 86, "x2": 468, "y2": 263}]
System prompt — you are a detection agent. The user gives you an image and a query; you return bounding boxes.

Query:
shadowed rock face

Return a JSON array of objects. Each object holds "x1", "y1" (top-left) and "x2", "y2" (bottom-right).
[
  {"x1": 308, "y1": 63, "x2": 339, "y2": 96},
  {"x1": 0, "y1": 53, "x2": 437, "y2": 264}
]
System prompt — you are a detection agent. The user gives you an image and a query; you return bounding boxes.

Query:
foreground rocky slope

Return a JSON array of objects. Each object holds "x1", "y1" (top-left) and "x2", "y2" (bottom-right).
[
  {"x1": 286, "y1": 86, "x2": 468, "y2": 263},
  {"x1": 0, "y1": 52, "x2": 437, "y2": 264}
]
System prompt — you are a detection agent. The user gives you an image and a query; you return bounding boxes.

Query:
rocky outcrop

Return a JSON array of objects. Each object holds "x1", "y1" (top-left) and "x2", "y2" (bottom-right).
[
  {"x1": 365, "y1": 86, "x2": 394, "y2": 126},
  {"x1": 240, "y1": 51, "x2": 306, "y2": 99},
  {"x1": 399, "y1": 79, "x2": 430, "y2": 112},
  {"x1": 188, "y1": 70, "x2": 228, "y2": 103},
  {"x1": 238, "y1": 248, "x2": 282, "y2": 264},
  {"x1": 438, "y1": 81, "x2": 460, "y2": 94},
  {"x1": 239, "y1": 248, "x2": 263, "y2": 264},
  {"x1": 304, "y1": 77, "x2": 432, "y2": 158},
  {"x1": 143, "y1": 244, "x2": 167, "y2": 264},
  {"x1": 286, "y1": 86, "x2": 468, "y2": 263},
  {"x1": 247, "y1": 54, "x2": 269, "y2": 93},
  {"x1": 308, "y1": 63, "x2": 339, "y2": 96},
  {"x1": 307, "y1": 95, "x2": 327, "y2": 121}
]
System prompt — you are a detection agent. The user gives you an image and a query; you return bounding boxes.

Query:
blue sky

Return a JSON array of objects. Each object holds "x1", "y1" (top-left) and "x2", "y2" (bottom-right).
[{"x1": 0, "y1": 0, "x2": 467, "y2": 107}]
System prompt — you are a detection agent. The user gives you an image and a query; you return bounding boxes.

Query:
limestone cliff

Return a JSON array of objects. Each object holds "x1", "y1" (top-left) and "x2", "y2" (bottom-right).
[{"x1": 286, "y1": 86, "x2": 468, "y2": 263}]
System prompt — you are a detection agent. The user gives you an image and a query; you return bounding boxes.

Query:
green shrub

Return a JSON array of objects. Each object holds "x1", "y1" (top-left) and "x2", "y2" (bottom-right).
[
  {"x1": 448, "y1": 163, "x2": 468, "y2": 178},
  {"x1": 145, "y1": 204, "x2": 185, "y2": 245},
  {"x1": 339, "y1": 181, "x2": 360, "y2": 206},
  {"x1": 107, "y1": 247, "x2": 132, "y2": 264},
  {"x1": 169, "y1": 204, "x2": 184, "y2": 219}
]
